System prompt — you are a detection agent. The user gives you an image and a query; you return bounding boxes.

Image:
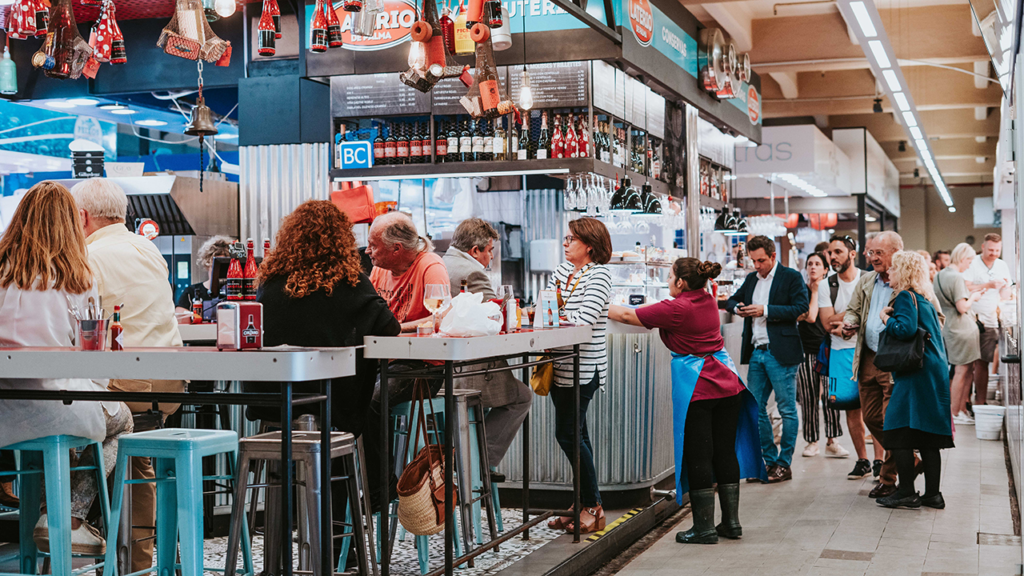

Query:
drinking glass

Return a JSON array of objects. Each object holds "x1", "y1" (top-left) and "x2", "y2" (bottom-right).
[{"x1": 423, "y1": 284, "x2": 450, "y2": 336}]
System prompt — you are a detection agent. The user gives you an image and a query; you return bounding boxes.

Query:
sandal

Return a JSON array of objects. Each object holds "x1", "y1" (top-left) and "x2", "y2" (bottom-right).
[
  {"x1": 547, "y1": 506, "x2": 573, "y2": 530},
  {"x1": 563, "y1": 505, "x2": 606, "y2": 534}
]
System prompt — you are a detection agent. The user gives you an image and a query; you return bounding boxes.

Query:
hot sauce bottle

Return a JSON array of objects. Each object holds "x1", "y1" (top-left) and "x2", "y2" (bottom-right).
[{"x1": 110, "y1": 305, "x2": 124, "y2": 351}]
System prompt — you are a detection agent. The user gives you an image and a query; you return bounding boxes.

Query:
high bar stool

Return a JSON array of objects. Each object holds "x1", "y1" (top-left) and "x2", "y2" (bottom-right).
[
  {"x1": 103, "y1": 429, "x2": 254, "y2": 576},
  {"x1": 224, "y1": 430, "x2": 377, "y2": 576},
  {"x1": 0, "y1": 435, "x2": 112, "y2": 576}
]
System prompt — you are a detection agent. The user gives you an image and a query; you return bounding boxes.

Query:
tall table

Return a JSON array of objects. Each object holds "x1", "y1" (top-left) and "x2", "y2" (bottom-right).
[
  {"x1": 0, "y1": 346, "x2": 356, "y2": 576},
  {"x1": 364, "y1": 326, "x2": 594, "y2": 576}
]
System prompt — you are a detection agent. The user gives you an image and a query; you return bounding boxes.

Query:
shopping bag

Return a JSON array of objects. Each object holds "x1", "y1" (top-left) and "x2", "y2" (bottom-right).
[
  {"x1": 530, "y1": 358, "x2": 553, "y2": 396},
  {"x1": 330, "y1": 181, "x2": 376, "y2": 224},
  {"x1": 397, "y1": 381, "x2": 455, "y2": 535}
]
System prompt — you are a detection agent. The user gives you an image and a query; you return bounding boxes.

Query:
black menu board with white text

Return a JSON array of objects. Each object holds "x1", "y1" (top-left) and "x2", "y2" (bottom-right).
[
  {"x1": 331, "y1": 73, "x2": 431, "y2": 117},
  {"x1": 432, "y1": 67, "x2": 509, "y2": 115},
  {"x1": 509, "y1": 61, "x2": 588, "y2": 109}
]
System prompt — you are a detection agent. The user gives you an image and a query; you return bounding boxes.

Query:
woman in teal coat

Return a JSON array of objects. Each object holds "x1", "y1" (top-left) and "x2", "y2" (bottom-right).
[{"x1": 878, "y1": 251, "x2": 953, "y2": 510}]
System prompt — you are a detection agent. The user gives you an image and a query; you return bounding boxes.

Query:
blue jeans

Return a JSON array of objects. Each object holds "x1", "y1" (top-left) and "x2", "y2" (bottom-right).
[
  {"x1": 549, "y1": 372, "x2": 601, "y2": 506},
  {"x1": 746, "y1": 349, "x2": 800, "y2": 468}
]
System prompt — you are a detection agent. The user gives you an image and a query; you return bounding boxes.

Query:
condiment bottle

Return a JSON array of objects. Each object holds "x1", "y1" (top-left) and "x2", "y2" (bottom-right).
[{"x1": 110, "y1": 305, "x2": 124, "y2": 351}]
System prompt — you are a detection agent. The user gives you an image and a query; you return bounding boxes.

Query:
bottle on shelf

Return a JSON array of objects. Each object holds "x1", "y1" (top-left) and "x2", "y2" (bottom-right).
[
  {"x1": 384, "y1": 123, "x2": 397, "y2": 165},
  {"x1": 710, "y1": 167, "x2": 720, "y2": 200},
  {"x1": 551, "y1": 114, "x2": 564, "y2": 159},
  {"x1": 536, "y1": 112, "x2": 550, "y2": 159},
  {"x1": 460, "y1": 120, "x2": 473, "y2": 162},
  {"x1": 510, "y1": 116, "x2": 518, "y2": 161},
  {"x1": 518, "y1": 120, "x2": 530, "y2": 160},
  {"x1": 577, "y1": 114, "x2": 590, "y2": 159},
  {"x1": 409, "y1": 122, "x2": 423, "y2": 164},
  {"x1": 447, "y1": 120, "x2": 460, "y2": 163},
  {"x1": 472, "y1": 119, "x2": 485, "y2": 162},
  {"x1": 226, "y1": 244, "x2": 243, "y2": 301},
  {"x1": 651, "y1": 143, "x2": 661, "y2": 181},
  {"x1": 435, "y1": 121, "x2": 447, "y2": 164},
  {"x1": 700, "y1": 162, "x2": 710, "y2": 196},
  {"x1": 243, "y1": 239, "x2": 257, "y2": 301},
  {"x1": 493, "y1": 118, "x2": 506, "y2": 161},
  {"x1": 396, "y1": 123, "x2": 410, "y2": 164},
  {"x1": 482, "y1": 119, "x2": 493, "y2": 161},
  {"x1": 373, "y1": 123, "x2": 385, "y2": 166},
  {"x1": 263, "y1": 238, "x2": 272, "y2": 259},
  {"x1": 110, "y1": 305, "x2": 124, "y2": 350},
  {"x1": 564, "y1": 113, "x2": 578, "y2": 158}
]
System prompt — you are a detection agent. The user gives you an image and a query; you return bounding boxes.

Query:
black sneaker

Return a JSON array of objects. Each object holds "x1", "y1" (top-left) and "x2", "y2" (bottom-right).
[
  {"x1": 921, "y1": 493, "x2": 945, "y2": 509},
  {"x1": 848, "y1": 459, "x2": 872, "y2": 480},
  {"x1": 872, "y1": 459, "x2": 883, "y2": 479},
  {"x1": 876, "y1": 491, "x2": 922, "y2": 509}
]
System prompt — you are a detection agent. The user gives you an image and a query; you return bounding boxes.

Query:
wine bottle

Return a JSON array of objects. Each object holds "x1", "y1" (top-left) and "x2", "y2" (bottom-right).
[
  {"x1": 373, "y1": 123, "x2": 385, "y2": 166},
  {"x1": 564, "y1": 113, "x2": 578, "y2": 159},
  {"x1": 396, "y1": 124, "x2": 410, "y2": 164},
  {"x1": 472, "y1": 119, "x2": 485, "y2": 162},
  {"x1": 447, "y1": 120, "x2": 460, "y2": 163},
  {"x1": 257, "y1": 1, "x2": 276, "y2": 55},
  {"x1": 325, "y1": 0, "x2": 343, "y2": 48},
  {"x1": 384, "y1": 123, "x2": 397, "y2": 165},
  {"x1": 460, "y1": 120, "x2": 472, "y2": 162},
  {"x1": 310, "y1": 0, "x2": 329, "y2": 53},
  {"x1": 267, "y1": 0, "x2": 282, "y2": 38},
  {"x1": 518, "y1": 121, "x2": 530, "y2": 160},
  {"x1": 578, "y1": 115, "x2": 590, "y2": 159},
  {"x1": 435, "y1": 121, "x2": 447, "y2": 164},
  {"x1": 409, "y1": 122, "x2": 422, "y2": 164},
  {"x1": 536, "y1": 112, "x2": 550, "y2": 160},
  {"x1": 551, "y1": 114, "x2": 564, "y2": 159},
  {"x1": 493, "y1": 118, "x2": 506, "y2": 161}
]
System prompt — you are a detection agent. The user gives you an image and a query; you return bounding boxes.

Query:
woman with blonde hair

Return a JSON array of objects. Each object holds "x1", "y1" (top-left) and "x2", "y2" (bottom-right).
[
  {"x1": 876, "y1": 251, "x2": 952, "y2": 510},
  {"x1": 934, "y1": 243, "x2": 982, "y2": 424},
  {"x1": 0, "y1": 181, "x2": 133, "y2": 554},
  {"x1": 174, "y1": 235, "x2": 234, "y2": 322}
]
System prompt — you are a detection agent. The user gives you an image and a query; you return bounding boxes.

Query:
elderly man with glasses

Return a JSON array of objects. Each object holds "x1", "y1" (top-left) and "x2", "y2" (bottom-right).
[{"x1": 838, "y1": 231, "x2": 903, "y2": 499}]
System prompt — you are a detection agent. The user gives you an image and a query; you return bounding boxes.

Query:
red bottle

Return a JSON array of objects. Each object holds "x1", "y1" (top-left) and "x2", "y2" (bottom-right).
[
  {"x1": 343, "y1": 0, "x2": 363, "y2": 11},
  {"x1": 257, "y1": 1, "x2": 277, "y2": 56},
  {"x1": 551, "y1": 114, "x2": 564, "y2": 159},
  {"x1": 325, "y1": 1, "x2": 343, "y2": 48},
  {"x1": 440, "y1": 8, "x2": 455, "y2": 53},
  {"x1": 192, "y1": 298, "x2": 203, "y2": 324},
  {"x1": 310, "y1": 0, "x2": 329, "y2": 53},
  {"x1": 263, "y1": 239, "x2": 272, "y2": 260},
  {"x1": 564, "y1": 114, "x2": 578, "y2": 158},
  {"x1": 108, "y1": 5, "x2": 126, "y2": 64},
  {"x1": 577, "y1": 115, "x2": 590, "y2": 158},
  {"x1": 109, "y1": 305, "x2": 124, "y2": 351},
  {"x1": 33, "y1": 0, "x2": 48, "y2": 38},
  {"x1": 243, "y1": 239, "x2": 258, "y2": 301},
  {"x1": 266, "y1": 0, "x2": 282, "y2": 38},
  {"x1": 226, "y1": 244, "x2": 243, "y2": 301}
]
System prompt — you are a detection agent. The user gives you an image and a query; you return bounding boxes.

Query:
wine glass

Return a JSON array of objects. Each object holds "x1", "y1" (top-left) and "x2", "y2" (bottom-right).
[
  {"x1": 423, "y1": 284, "x2": 450, "y2": 336},
  {"x1": 564, "y1": 178, "x2": 577, "y2": 210}
]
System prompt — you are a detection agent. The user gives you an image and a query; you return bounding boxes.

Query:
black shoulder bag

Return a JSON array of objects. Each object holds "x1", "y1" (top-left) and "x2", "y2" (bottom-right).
[{"x1": 873, "y1": 291, "x2": 931, "y2": 375}]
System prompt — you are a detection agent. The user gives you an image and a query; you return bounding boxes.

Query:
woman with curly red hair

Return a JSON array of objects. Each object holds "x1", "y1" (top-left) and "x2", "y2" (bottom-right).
[{"x1": 245, "y1": 200, "x2": 400, "y2": 549}]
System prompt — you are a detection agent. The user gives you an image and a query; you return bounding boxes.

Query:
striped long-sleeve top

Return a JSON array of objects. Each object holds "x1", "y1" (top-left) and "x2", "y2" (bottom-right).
[{"x1": 546, "y1": 261, "x2": 612, "y2": 387}]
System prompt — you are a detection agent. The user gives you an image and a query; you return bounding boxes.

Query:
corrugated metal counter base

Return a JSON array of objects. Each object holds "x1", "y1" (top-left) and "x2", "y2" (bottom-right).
[{"x1": 497, "y1": 331, "x2": 676, "y2": 490}]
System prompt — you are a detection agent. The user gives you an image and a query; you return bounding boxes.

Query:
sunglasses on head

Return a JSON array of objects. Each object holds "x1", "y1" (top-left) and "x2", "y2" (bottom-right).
[{"x1": 830, "y1": 235, "x2": 857, "y2": 251}]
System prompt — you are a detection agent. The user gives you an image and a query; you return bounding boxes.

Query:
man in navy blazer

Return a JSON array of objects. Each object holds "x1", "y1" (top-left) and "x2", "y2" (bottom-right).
[{"x1": 723, "y1": 235, "x2": 808, "y2": 483}]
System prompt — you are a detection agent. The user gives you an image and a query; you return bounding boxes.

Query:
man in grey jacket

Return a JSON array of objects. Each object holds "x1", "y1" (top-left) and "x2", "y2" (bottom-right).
[{"x1": 444, "y1": 218, "x2": 533, "y2": 479}]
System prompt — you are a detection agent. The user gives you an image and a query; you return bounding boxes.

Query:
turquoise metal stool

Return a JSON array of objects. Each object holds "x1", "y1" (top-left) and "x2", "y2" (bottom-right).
[
  {"x1": 103, "y1": 429, "x2": 254, "y2": 576},
  {"x1": 0, "y1": 435, "x2": 111, "y2": 576}
]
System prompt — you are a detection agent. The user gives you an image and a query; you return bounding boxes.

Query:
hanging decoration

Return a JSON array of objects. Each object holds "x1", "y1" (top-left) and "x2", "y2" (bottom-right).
[
  {"x1": 265, "y1": 0, "x2": 281, "y2": 38},
  {"x1": 309, "y1": 0, "x2": 329, "y2": 52},
  {"x1": 343, "y1": 0, "x2": 363, "y2": 12},
  {"x1": 32, "y1": 0, "x2": 92, "y2": 80},
  {"x1": 32, "y1": 0, "x2": 49, "y2": 38},
  {"x1": 459, "y1": 24, "x2": 516, "y2": 119},
  {"x1": 6, "y1": 0, "x2": 37, "y2": 40},
  {"x1": 325, "y1": 1, "x2": 343, "y2": 48},
  {"x1": 159, "y1": 0, "x2": 232, "y2": 65},
  {"x1": 184, "y1": 61, "x2": 219, "y2": 193},
  {"x1": 90, "y1": 0, "x2": 125, "y2": 65},
  {"x1": 351, "y1": 0, "x2": 382, "y2": 38},
  {"x1": 257, "y1": 0, "x2": 276, "y2": 55},
  {"x1": 0, "y1": 36, "x2": 17, "y2": 95},
  {"x1": 400, "y1": 0, "x2": 468, "y2": 93}
]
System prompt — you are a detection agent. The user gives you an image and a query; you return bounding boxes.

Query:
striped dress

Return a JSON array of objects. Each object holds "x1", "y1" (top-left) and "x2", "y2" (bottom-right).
[{"x1": 546, "y1": 262, "x2": 612, "y2": 387}]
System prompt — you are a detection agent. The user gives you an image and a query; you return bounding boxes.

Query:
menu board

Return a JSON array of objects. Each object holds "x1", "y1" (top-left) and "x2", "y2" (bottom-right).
[
  {"x1": 646, "y1": 90, "x2": 666, "y2": 139},
  {"x1": 331, "y1": 73, "x2": 431, "y2": 117},
  {"x1": 509, "y1": 61, "x2": 588, "y2": 109},
  {"x1": 432, "y1": 67, "x2": 509, "y2": 115},
  {"x1": 592, "y1": 60, "x2": 622, "y2": 117},
  {"x1": 623, "y1": 74, "x2": 635, "y2": 125},
  {"x1": 631, "y1": 81, "x2": 647, "y2": 129},
  {"x1": 614, "y1": 69, "x2": 627, "y2": 121}
]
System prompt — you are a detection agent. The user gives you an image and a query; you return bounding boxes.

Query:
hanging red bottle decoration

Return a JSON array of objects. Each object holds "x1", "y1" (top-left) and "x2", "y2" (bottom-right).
[
  {"x1": 257, "y1": 0, "x2": 277, "y2": 55},
  {"x1": 310, "y1": 0, "x2": 328, "y2": 53},
  {"x1": 33, "y1": 0, "x2": 49, "y2": 38},
  {"x1": 6, "y1": 0, "x2": 37, "y2": 39},
  {"x1": 89, "y1": 0, "x2": 112, "y2": 62},
  {"x1": 343, "y1": 0, "x2": 363, "y2": 12},
  {"x1": 33, "y1": 0, "x2": 93, "y2": 79},
  {"x1": 325, "y1": 1, "x2": 343, "y2": 48},
  {"x1": 265, "y1": 0, "x2": 282, "y2": 38},
  {"x1": 108, "y1": 3, "x2": 126, "y2": 64}
]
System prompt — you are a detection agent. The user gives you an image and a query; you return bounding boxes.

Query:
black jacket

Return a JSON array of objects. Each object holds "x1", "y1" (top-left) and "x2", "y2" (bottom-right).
[
  {"x1": 245, "y1": 272, "x2": 401, "y2": 434},
  {"x1": 723, "y1": 263, "x2": 809, "y2": 366}
]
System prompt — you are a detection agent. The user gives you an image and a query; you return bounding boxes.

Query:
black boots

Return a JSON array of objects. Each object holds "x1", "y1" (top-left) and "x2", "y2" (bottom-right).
[
  {"x1": 676, "y1": 488, "x2": 719, "y2": 544},
  {"x1": 715, "y1": 483, "x2": 742, "y2": 539}
]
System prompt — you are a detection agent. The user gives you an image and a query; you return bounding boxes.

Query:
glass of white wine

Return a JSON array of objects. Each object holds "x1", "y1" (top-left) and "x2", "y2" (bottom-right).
[{"x1": 423, "y1": 284, "x2": 450, "y2": 337}]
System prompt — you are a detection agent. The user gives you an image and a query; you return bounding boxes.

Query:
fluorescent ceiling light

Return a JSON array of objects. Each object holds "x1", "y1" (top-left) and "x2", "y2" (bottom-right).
[
  {"x1": 850, "y1": 2, "x2": 877, "y2": 37},
  {"x1": 909, "y1": 126, "x2": 922, "y2": 139},
  {"x1": 902, "y1": 111, "x2": 918, "y2": 126},
  {"x1": 915, "y1": 139, "x2": 928, "y2": 151},
  {"x1": 46, "y1": 101, "x2": 77, "y2": 109},
  {"x1": 110, "y1": 109, "x2": 136, "y2": 115},
  {"x1": 948, "y1": 206, "x2": 956, "y2": 212},
  {"x1": 67, "y1": 98, "x2": 99, "y2": 106},
  {"x1": 135, "y1": 119, "x2": 168, "y2": 127},
  {"x1": 868, "y1": 41, "x2": 891, "y2": 68},
  {"x1": 882, "y1": 70, "x2": 901, "y2": 91},
  {"x1": 892, "y1": 92, "x2": 910, "y2": 111}
]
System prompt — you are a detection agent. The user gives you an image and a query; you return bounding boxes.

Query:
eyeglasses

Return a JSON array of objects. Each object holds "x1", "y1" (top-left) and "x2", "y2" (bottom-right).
[
  {"x1": 865, "y1": 249, "x2": 889, "y2": 258},
  {"x1": 563, "y1": 235, "x2": 576, "y2": 244}
]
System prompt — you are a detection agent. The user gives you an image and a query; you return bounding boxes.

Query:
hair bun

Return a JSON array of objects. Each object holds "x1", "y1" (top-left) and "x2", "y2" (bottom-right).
[{"x1": 698, "y1": 261, "x2": 722, "y2": 280}]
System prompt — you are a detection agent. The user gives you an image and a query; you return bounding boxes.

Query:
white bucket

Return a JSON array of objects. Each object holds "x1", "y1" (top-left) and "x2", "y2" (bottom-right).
[{"x1": 973, "y1": 405, "x2": 1005, "y2": 441}]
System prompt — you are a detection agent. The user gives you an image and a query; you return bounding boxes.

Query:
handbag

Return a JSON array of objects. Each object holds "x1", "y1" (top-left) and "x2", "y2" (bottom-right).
[
  {"x1": 529, "y1": 356, "x2": 553, "y2": 396},
  {"x1": 396, "y1": 380, "x2": 454, "y2": 536},
  {"x1": 826, "y1": 347, "x2": 859, "y2": 410},
  {"x1": 330, "y1": 182, "x2": 377, "y2": 224},
  {"x1": 813, "y1": 337, "x2": 830, "y2": 376},
  {"x1": 873, "y1": 291, "x2": 930, "y2": 375}
]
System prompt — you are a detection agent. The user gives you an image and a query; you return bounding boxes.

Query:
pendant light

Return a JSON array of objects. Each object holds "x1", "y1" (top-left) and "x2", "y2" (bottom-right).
[
  {"x1": 516, "y1": 3, "x2": 532, "y2": 109},
  {"x1": 0, "y1": 37, "x2": 17, "y2": 96},
  {"x1": 202, "y1": 0, "x2": 220, "y2": 21},
  {"x1": 215, "y1": 0, "x2": 237, "y2": 18}
]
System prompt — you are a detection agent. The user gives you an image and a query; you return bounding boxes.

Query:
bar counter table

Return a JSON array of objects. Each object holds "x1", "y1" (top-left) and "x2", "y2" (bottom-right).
[
  {"x1": 0, "y1": 346, "x2": 356, "y2": 576},
  {"x1": 363, "y1": 326, "x2": 594, "y2": 576}
]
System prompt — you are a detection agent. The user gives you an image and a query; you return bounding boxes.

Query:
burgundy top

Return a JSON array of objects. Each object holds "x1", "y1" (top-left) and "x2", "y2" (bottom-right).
[{"x1": 635, "y1": 290, "x2": 745, "y2": 401}]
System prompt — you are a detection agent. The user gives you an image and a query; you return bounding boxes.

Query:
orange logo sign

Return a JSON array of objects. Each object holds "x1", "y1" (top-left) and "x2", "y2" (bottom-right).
[
  {"x1": 747, "y1": 85, "x2": 760, "y2": 124},
  {"x1": 629, "y1": 0, "x2": 654, "y2": 46}
]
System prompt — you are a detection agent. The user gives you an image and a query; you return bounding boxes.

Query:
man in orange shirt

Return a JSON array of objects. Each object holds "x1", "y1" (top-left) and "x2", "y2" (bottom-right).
[{"x1": 367, "y1": 212, "x2": 450, "y2": 331}]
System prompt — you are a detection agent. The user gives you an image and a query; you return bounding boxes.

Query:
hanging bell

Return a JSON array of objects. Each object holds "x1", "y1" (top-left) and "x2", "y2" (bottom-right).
[{"x1": 185, "y1": 97, "x2": 218, "y2": 136}]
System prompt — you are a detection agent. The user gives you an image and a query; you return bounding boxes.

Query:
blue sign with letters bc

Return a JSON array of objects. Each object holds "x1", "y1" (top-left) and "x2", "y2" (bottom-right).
[{"x1": 340, "y1": 141, "x2": 374, "y2": 169}]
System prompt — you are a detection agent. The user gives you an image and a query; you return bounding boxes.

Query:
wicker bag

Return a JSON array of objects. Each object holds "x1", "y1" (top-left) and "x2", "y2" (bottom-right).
[
  {"x1": 157, "y1": 0, "x2": 230, "y2": 64},
  {"x1": 396, "y1": 381, "x2": 455, "y2": 536}
]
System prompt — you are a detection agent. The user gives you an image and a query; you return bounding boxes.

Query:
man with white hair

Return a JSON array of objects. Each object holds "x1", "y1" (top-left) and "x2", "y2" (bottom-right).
[
  {"x1": 70, "y1": 178, "x2": 182, "y2": 573},
  {"x1": 839, "y1": 231, "x2": 903, "y2": 499}
]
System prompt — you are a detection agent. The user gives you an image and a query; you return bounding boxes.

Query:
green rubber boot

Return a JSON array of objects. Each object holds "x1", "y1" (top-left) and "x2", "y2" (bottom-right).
[
  {"x1": 715, "y1": 483, "x2": 742, "y2": 539},
  {"x1": 676, "y1": 488, "x2": 719, "y2": 544}
]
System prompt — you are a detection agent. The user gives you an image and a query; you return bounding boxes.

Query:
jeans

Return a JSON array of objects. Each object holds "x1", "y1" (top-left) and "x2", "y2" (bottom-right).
[
  {"x1": 549, "y1": 372, "x2": 601, "y2": 507},
  {"x1": 746, "y1": 349, "x2": 800, "y2": 468}
]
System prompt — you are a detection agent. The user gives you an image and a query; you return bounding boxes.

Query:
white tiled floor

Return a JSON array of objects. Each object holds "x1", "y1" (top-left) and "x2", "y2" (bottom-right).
[{"x1": 614, "y1": 425, "x2": 1022, "y2": 576}]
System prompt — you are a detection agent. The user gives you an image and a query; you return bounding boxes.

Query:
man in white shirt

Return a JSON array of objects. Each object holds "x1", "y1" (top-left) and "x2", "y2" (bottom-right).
[
  {"x1": 964, "y1": 233, "x2": 1013, "y2": 406},
  {"x1": 70, "y1": 178, "x2": 183, "y2": 573},
  {"x1": 818, "y1": 235, "x2": 878, "y2": 480}
]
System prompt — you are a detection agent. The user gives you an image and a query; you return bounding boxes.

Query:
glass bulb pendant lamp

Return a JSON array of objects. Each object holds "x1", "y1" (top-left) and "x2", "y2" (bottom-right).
[{"x1": 519, "y1": 68, "x2": 534, "y2": 110}]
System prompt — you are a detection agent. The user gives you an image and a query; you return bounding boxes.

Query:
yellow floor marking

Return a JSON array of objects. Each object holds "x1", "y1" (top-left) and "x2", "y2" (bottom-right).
[{"x1": 585, "y1": 508, "x2": 643, "y2": 541}]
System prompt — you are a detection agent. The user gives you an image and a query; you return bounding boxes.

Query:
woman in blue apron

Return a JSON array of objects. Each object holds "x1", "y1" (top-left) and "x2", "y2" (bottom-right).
[{"x1": 610, "y1": 258, "x2": 766, "y2": 544}]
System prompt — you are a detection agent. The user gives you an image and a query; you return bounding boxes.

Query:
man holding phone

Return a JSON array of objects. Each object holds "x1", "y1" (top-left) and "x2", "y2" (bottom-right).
[
  {"x1": 723, "y1": 235, "x2": 808, "y2": 483},
  {"x1": 839, "y1": 231, "x2": 902, "y2": 499}
]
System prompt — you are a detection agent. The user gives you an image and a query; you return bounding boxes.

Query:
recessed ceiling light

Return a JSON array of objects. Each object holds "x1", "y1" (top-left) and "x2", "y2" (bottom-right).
[
  {"x1": 850, "y1": 2, "x2": 877, "y2": 37},
  {"x1": 46, "y1": 101, "x2": 77, "y2": 108},
  {"x1": 99, "y1": 103, "x2": 128, "y2": 111},
  {"x1": 110, "y1": 109, "x2": 136, "y2": 115},
  {"x1": 67, "y1": 98, "x2": 99, "y2": 106},
  {"x1": 868, "y1": 41, "x2": 890, "y2": 68},
  {"x1": 135, "y1": 119, "x2": 168, "y2": 127},
  {"x1": 882, "y1": 70, "x2": 901, "y2": 91}
]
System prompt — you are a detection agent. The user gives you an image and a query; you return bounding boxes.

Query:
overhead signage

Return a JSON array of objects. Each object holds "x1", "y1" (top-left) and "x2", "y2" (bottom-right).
[
  {"x1": 136, "y1": 219, "x2": 160, "y2": 240},
  {"x1": 339, "y1": 141, "x2": 374, "y2": 169},
  {"x1": 649, "y1": 3, "x2": 696, "y2": 77},
  {"x1": 747, "y1": 85, "x2": 760, "y2": 124},
  {"x1": 628, "y1": 0, "x2": 654, "y2": 46}
]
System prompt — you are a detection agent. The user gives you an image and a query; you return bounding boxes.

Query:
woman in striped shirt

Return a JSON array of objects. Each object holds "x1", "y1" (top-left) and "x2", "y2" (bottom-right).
[{"x1": 545, "y1": 217, "x2": 613, "y2": 534}]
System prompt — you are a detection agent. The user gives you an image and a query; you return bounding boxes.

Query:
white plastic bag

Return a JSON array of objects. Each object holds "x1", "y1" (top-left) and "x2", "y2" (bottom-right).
[{"x1": 439, "y1": 292, "x2": 502, "y2": 337}]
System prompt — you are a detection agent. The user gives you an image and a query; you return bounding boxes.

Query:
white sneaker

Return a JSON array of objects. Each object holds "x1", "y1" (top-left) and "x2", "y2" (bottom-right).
[
  {"x1": 865, "y1": 433, "x2": 873, "y2": 445},
  {"x1": 32, "y1": 514, "x2": 106, "y2": 555},
  {"x1": 825, "y1": 442, "x2": 850, "y2": 458},
  {"x1": 953, "y1": 412, "x2": 975, "y2": 426},
  {"x1": 802, "y1": 442, "x2": 819, "y2": 457}
]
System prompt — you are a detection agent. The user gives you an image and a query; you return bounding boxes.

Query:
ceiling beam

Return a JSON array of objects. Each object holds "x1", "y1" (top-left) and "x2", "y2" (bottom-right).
[
  {"x1": 702, "y1": 3, "x2": 754, "y2": 52},
  {"x1": 828, "y1": 109, "x2": 1002, "y2": 142},
  {"x1": 768, "y1": 71, "x2": 799, "y2": 99}
]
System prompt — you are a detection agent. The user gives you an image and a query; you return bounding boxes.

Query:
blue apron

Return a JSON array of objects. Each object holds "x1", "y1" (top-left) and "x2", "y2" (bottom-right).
[{"x1": 671, "y1": 349, "x2": 767, "y2": 503}]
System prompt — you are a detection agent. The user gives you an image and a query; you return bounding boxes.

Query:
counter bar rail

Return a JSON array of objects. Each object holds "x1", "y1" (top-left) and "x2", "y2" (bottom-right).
[
  {"x1": 364, "y1": 326, "x2": 594, "y2": 576},
  {"x1": 0, "y1": 346, "x2": 357, "y2": 576}
]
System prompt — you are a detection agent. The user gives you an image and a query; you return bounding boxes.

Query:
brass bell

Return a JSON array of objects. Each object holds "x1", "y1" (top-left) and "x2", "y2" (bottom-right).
[{"x1": 184, "y1": 96, "x2": 218, "y2": 137}]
